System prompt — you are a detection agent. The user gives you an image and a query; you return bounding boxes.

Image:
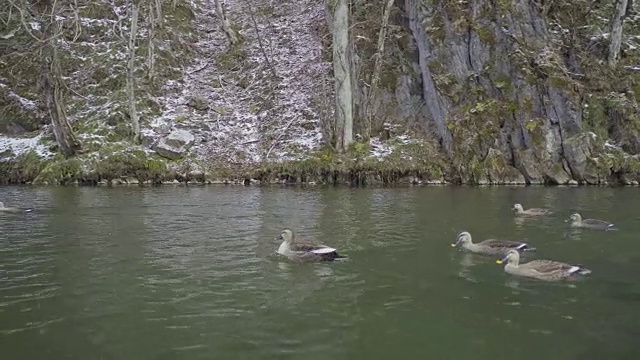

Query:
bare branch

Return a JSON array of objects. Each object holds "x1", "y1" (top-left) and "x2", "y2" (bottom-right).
[
  {"x1": 242, "y1": 0, "x2": 278, "y2": 79},
  {"x1": 364, "y1": 0, "x2": 394, "y2": 140},
  {"x1": 7, "y1": 0, "x2": 42, "y2": 41},
  {"x1": 147, "y1": 0, "x2": 157, "y2": 80},
  {"x1": 37, "y1": 0, "x2": 82, "y2": 157},
  {"x1": 213, "y1": 0, "x2": 241, "y2": 46},
  {"x1": 608, "y1": 0, "x2": 629, "y2": 67},
  {"x1": 264, "y1": 117, "x2": 296, "y2": 161},
  {"x1": 126, "y1": 0, "x2": 141, "y2": 142}
]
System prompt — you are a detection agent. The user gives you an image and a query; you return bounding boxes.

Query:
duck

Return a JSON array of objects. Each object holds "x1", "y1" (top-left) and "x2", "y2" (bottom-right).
[
  {"x1": 496, "y1": 249, "x2": 591, "y2": 281},
  {"x1": 566, "y1": 213, "x2": 617, "y2": 231},
  {"x1": 276, "y1": 229, "x2": 346, "y2": 262},
  {"x1": 0, "y1": 201, "x2": 30, "y2": 213},
  {"x1": 512, "y1": 203, "x2": 551, "y2": 216},
  {"x1": 451, "y1": 231, "x2": 536, "y2": 257}
]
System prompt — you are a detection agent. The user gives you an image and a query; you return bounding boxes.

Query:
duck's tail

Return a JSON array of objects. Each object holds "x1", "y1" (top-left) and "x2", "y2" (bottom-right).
[
  {"x1": 569, "y1": 265, "x2": 592, "y2": 276},
  {"x1": 330, "y1": 253, "x2": 348, "y2": 261},
  {"x1": 605, "y1": 224, "x2": 618, "y2": 231},
  {"x1": 516, "y1": 243, "x2": 536, "y2": 252},
  {"x1": 578, "y1": 268, "x2": 592, "y2": 276}
]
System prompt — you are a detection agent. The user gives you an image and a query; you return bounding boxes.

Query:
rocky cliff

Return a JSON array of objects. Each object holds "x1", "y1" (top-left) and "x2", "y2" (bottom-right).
[
  {"x1": 1, "y1": 0, "x2": 640, "y2": 185},
  {"x1": 348, "y1": 0, "x2": 640, "y2": 185}
]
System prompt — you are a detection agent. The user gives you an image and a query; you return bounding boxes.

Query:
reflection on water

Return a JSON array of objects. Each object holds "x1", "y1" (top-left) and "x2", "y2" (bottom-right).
[
  {"x1": 1, "y1": 185, "x2": 640, "y2": 359},
  {"x1": 457, "y1": 253, "x2": 481, "y2": 283}
]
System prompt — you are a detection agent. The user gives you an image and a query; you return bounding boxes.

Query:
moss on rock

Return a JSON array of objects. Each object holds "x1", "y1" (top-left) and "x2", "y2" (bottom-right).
[
  {"x1": 33, "y1": 157, "x2": 86, "y2": 185},
  {"x1": 484, "y1": 148, "x2": 526, "y2": 185}
]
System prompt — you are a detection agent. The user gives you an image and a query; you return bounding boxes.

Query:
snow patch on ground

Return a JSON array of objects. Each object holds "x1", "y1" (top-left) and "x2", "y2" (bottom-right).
[
  {"x1": 0, "y1": 83, "x2": 38, "y2": 111},
  {"x1": 0, "y1": 133, "x2": 54, "y2": 159},
  {"x1": 1, "y1": 0, "x2": 418, "y2": 167},
  {"x1": 149, "y1": 0, "x2": 330, "y2": 165}
]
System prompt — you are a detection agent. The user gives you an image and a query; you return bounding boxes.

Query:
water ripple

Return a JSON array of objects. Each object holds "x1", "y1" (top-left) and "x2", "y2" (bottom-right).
[{"x1": 1, "y1": 186, "x2": 640, "y2": 359}]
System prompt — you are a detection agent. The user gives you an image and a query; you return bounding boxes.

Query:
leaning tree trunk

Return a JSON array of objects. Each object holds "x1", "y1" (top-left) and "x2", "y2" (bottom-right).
[
  {"x1": 147, "y1": 0, "x2": 156, "y2": 80},
  {"x1": 38, "y1": 1, "x2": 82, "y2": 158},
  {"x1": 329, "y1": 0, "x2": 353, "y2": 152},
  {"x1": 364, "y1": 0, "x2": 395, "y2": 140},
  {"x1": 609, "y1": 0, "x2": 629, "y2": 67},
  {"x1": 213, "y1": 0, "x2": 241, "y2": 46},
  {"x1": 127, "y1": 0, "x2": 141, "y2": 142}
]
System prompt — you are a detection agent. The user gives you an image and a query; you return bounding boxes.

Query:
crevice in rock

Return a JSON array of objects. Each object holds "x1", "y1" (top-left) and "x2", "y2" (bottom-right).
[
  {"x1": 466, "y1": 25, "x2": 477, "y2": 79},
  {"x1": 545, "y1": 85, "x2": 575, "y2": 179},
  {"x1": 405, "y1": 0, "x2": 453, "y2": 155}
]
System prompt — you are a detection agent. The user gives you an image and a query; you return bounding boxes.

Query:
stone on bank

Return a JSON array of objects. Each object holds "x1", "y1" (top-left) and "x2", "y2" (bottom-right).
[{"x1": 152, "y1": 129, "x2": 196, "y2": 160}]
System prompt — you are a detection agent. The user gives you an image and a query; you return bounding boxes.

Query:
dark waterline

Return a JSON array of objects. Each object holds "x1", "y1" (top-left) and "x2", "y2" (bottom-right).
[{"x1": 1, "y1": 185, "x2": 640, "y2": 359}]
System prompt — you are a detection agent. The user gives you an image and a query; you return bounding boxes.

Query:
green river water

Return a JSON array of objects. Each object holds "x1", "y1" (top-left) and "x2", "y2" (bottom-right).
[{"x1": 1, "y1": 185, "x2": 639, "y2": 359}]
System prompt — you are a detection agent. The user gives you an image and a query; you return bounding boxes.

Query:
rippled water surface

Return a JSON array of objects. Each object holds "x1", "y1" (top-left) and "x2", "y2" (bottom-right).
[{"x1": 1, "y1": 185, "x2": 640, "y2": 359}]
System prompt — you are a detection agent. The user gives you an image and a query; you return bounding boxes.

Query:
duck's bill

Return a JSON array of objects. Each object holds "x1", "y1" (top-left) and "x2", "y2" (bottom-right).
[
  {"x1": 450, "y1": 243, "x2": 457, "y2": 247},
  {"x1": 496, "y1": 259, "x2": 504, "y2": 264}
]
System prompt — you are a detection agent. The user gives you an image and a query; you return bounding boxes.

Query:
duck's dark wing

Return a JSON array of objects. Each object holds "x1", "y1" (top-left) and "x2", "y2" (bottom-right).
[
  {"x1": 528, "y1": 208, "x2": 551, "y2": 214},
  {"x1": 291, "y1": 242, "x2": 329, "y2": 252},
  {"x1": 584, "y1": 218, "x2": 614, "y2": 226},
  {"x1": 524, "y1": 260, "x2": 575, "y2": 274},
  {"x1": 292, "y1": 242, "x2": 343, "y2": 261},
  {"x1": 291, "y1": 248, "x2": 343, "y2": 262},
  {"x1": 480, "y1": 239, "x2": 532, "y2": 250}
]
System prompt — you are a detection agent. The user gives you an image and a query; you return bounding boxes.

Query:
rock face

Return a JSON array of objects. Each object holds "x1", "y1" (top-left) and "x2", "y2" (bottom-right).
[
  {"x1": 404, "y1": 0, "x2": 581, "y2": 175},
  {"x1": 563, "y1": 133, "x2": 598, "y2": 183},
  {"x1": 153, "y1": 130, "x2": 195, "y2": 160},
  {"x1": 484, "y1": 148, "x2": 526, "y2": 185},
  {"x1": 348, "y1": 0, "x2": 632, "y2": 184}
]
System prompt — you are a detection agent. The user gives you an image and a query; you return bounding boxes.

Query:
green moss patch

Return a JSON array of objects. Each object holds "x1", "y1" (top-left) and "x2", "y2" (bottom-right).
[
  {"x1": 253, "y1": 139, "x2": 447, "y2": 185},
  {"x1": 33, "y1": 158, "x2": 87, "y2": 185},
  {"x1": 0, "y1": 151, "x2": 50, "y2": 184}
]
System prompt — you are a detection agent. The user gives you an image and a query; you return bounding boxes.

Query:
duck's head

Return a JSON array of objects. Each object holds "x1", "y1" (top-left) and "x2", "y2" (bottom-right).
[
  {"x1": 566, "y1": 213, "x2": 581, "y2": 223},
  {"x1": 496, "y1": 249, "x2": 519, "y2": 264},
  {"x1": 451, "y1": 231, "x2": 472, "y2": 247},
  {"x1": 276, "y1": 229, "x2": 294, "y2": 244},
  {"x1": 512, "y1": 203, "x2": 523, "y2": 212}
]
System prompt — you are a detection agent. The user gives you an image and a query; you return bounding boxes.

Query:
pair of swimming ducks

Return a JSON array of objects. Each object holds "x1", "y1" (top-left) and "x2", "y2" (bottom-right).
[
  {"x1": 276, "y1": 204, "x2": 617, "y2": 282},
  {"x1": 512, "y1": 203, "x2": 617, "y2": 231}
]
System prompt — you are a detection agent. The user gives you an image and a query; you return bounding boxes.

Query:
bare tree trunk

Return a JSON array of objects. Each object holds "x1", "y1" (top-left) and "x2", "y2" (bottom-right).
[
  {"x1": 154, "y1": 0, "x2": 163, "y2": 26},
  {"x1": 609, "y1": 0, "x2": 629, "y2": 67},
  {"x1": 364, "y1": 0, "x2": 394, "y2": 140},
  {"x1": 147, "y1": 0, "x2": 156, "y2": 80},
  {"x1": 329, "y1": 0, "x2": 353, "y2": 152},
  {"x1": 243, "y1": 0, "x2": 277, "y2": 79},
  {"x1": 127, "y1": 0, "x2": 141, "y2": 142},
  {"x1": 37, "y1": 1, "x2": 82, "y2": 157},
  {"x1": 213, "y1": 0, "x2": 241, "y2": 46}
]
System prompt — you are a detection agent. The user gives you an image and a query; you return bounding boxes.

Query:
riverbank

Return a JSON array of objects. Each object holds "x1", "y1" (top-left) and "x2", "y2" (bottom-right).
[{"x1": 2, "y1": 135, "x2": 639, "y2": 187}]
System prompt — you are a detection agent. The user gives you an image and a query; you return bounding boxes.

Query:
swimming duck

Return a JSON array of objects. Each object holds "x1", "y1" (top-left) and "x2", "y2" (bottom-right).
[
  {"x1": 276, "y1": 229, "x2": 345, "y2": 262},
  {"x1": 0, "y1": 201, "x2": 30, "y2": 213},
  {"x1": 497, "y1": 249, "x2": 591, "y2": 281},
  {"x1": 512, "y1": 203, "x2": 551, "y2": 216},
  {"x1": 566, "y1": 213, "x2": 617, "y2": 231},
  {"x1": 451, "y1": 231, "x2": 536, "y2": 257}
]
